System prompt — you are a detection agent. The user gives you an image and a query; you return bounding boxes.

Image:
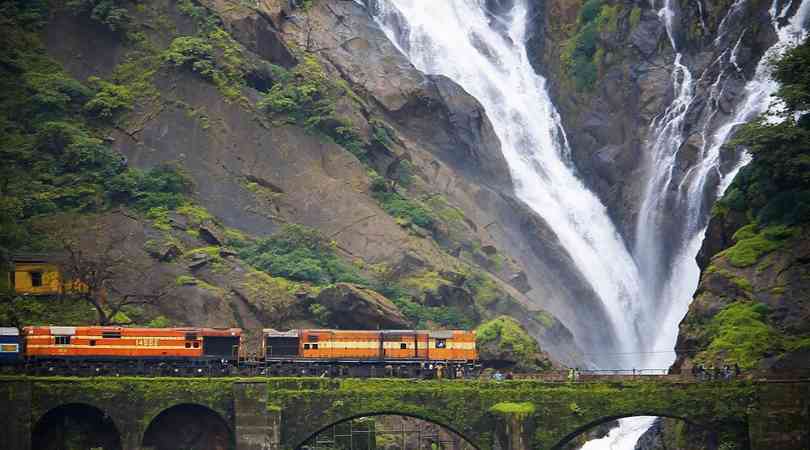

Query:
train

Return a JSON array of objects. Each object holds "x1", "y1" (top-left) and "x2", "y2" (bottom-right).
[{"x1": 0, "y1": 326, "x2": 479, "y2": 378}]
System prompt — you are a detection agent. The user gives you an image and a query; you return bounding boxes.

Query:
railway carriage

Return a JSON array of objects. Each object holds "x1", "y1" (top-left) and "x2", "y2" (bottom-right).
[
  {"x1": 23, "y1": 326, "x2": 241, "y2": 375},
  {"x1": 263, "y1": 329, "x2": 479, "y2": 378},
  {"x1": 0, "y1": 327, "x2": 22, "y2": 370}
]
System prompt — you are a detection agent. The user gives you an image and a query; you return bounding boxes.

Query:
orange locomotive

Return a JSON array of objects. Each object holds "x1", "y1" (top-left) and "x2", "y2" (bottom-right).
[
  {"x1": 23, "y1": 326, "x2": 241, "y2": 375},
  {"x1": 262, "y1": 329, "x2": 478, "y2": 378}
]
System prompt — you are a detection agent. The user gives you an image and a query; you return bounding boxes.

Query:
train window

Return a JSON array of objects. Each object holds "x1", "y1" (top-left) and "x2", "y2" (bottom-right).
[
  {"x1": 312, "y1": 343, "x2": 318, "y2": 349},
  {"x1": 400, "y1": 343, "x2": 407, "y2": 349},
  {"x1": 435, "y1": 339, "x2": 446, "y2": 349},
  {"x1": 308, "y1": 335, "x2": 319, "y2": 342},
  {"x1": 102, "y1": 331, "x2": 121, "y2": 339},
  {"x1": 55, "y1": 336, "x2": 70, "y2": 345},
  {"x1": 185, "y1": 342, "x2": 191, "y2": 348},
  {"x1": 89, "y1": 340, "x2": 96, "y2": 347},
  {"x1": 193, "y1": 342, "x2": 200, "y2": 348},
  {"x1": 30, "y1": 271, "x2": 43, "y2": 287},
  {"x1": 303, "y1": 344, "x2": 310, "y2": 350},
  {"x1": 0, "y1": 344, "x2": 18, "y2": 352}
]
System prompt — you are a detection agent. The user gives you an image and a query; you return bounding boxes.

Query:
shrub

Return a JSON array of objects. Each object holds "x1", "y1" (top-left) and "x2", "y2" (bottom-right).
[
  {"x1": 163, "y1": 36, "x2": 216, "y2": 77},
  {"x1": 239, "y1": 224, "x2": 366, "y2": 285},
  {"x1": 372, "y1": 191, "x2": 435, "y2": 230},
  {"x1": 579, "y1": 0, "x2": 602, "y2": 22},
  {"x1": 84, "y1": 76, "x2": 135, "y2": 119},
  {"x1": 562, "y1": 18, "x2": 600, "y2": 90},
  {"x1": 66, "y1": 0, "x2": 131, "y2": 31},
  {"x1": 260, "y1": 55, "x2": 365, "y2": 156},
  {"x1": 389, "y1": 296, "x2": 475, "y2": 329},
  {"x1": 146, "y1": 315, "x2": 171, "y2": 328}
]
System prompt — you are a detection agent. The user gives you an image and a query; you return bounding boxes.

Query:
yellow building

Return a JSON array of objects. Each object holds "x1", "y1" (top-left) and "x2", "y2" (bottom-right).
[{"x1": 5, "y1": 255, "x2": 85, "y2": 296}]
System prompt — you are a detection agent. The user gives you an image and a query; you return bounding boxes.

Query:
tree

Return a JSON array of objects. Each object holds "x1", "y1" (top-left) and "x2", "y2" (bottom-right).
[
  {"x1": 721, "y1": 37, "x2": 810, "y2": 225},
  {"x1": 45, "y1": 214, "x2": 170, "y2": 325}
]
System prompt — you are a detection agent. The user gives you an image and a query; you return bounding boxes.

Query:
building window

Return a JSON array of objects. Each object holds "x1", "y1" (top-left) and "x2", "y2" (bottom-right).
[
  {"x1": 55, "y1": 336, "x2": 70, "y2": 345},
  {"x1": 400, "y1": 343, "x2": 407, "y2": 349},
  {"x1": 435, "y1": 339, "x2": 446, "y2": 349},
  {"x1": 30, "y1": 272, "x2": 43, "y2": 287}
]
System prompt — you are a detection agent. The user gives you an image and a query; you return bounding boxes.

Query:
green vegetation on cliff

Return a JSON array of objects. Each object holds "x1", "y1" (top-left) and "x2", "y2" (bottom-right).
[
  {"x1": 561, "y1": 0, "x2": 621, "y2": 91},
  {"x1": 239, "y1": 224, "x2": 366, "y2": 286},
  {"x1": 694, "y1": 301, "x2": 776, "y2": 368},
  {"x1": 723, "y1": 224, "x2": 795, "y2": 267},
  {"x1": 260, "y1": 55, "x2": 365, "y2": 158}
]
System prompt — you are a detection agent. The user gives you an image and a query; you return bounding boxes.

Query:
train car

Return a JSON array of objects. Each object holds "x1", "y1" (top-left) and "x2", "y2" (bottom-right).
[
  {"x1": 0, "y1": 327, "x2": 22, "y2": 369},
  {"x1": 23, "y1": 326, "x2": 241, "y2": 375},
  {"x1": 262, "y1": 329, "x2": 478, "y2": 378}
]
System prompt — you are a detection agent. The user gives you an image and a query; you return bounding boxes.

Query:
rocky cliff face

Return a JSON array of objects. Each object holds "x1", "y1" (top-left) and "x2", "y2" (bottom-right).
[
  {"x1": 0, "y1": 0, "x2": 589, "y2": 364},
  {"x1": 527, "y1": 0, "x2": 779, "y2": 241}
]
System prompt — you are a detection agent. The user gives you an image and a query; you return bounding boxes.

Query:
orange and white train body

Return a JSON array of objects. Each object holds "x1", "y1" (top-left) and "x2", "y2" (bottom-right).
[
  {"x1": 262, "y1": 329, "x2": 477, "y2": 362},
  {"x1": 23, "y1": 326, "x2": 241, "y2": 361}
]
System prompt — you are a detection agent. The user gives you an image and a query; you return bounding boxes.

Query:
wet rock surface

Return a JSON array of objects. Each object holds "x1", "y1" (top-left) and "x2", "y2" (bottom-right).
[{"x1": 316, "y1": 283, "x2": 411, "y2": 329}]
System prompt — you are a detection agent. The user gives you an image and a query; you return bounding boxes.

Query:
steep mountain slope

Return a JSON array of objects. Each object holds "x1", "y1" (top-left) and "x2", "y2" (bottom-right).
[{"x1": 0, "y1": 0, "x2": 582, "y2": 363}]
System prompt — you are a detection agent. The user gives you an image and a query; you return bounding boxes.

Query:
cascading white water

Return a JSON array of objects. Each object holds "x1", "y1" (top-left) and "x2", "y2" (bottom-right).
[
  {"x1": 602, "y1": 1, "x2": 810, "y2": 449},
  {"x1": 369, "y1": 0, "x2": 644, "y2": 358}
]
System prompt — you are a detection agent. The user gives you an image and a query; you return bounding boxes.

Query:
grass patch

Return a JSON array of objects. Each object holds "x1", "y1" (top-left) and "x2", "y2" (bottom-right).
[
  {"x1": 694, "y1": 301, "x2": 777, "y2": 368},
  {"x1": 490, "y1": 402, "x2": 536, "y2": 416},
  {"x1": 725, "y1": 225, "x2": 795, "y2": 267}
]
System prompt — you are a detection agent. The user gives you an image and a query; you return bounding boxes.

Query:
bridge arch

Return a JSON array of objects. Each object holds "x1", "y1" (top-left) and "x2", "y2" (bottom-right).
[
  {"x1": 293, "y1": 411, "x2": 482, "y2": 449},
  {"x1": 550, "y1": 413, "x2": 718, "y2": 450},
  {"x1": 142, "y1": 402, "x2": 234, "y2": 450},
  {"x1": 32, "y1": 402, "x2": 122, "y2": 450}
]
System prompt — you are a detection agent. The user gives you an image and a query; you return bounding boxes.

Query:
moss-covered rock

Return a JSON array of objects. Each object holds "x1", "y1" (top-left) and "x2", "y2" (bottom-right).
[{"x1": 476, "y1": 316, "x2": 553, "y2": 371}]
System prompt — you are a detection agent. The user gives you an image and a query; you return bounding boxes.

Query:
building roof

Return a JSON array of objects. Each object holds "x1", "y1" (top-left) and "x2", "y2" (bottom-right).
[{"x1": 10, "y1": 253, "x2": 65, "y2": 264}]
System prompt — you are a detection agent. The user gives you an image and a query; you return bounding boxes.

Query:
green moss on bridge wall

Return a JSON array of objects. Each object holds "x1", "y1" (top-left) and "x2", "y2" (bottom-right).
[{"x1": 0, "y1": 376, "x2": 801, "y2": 450}]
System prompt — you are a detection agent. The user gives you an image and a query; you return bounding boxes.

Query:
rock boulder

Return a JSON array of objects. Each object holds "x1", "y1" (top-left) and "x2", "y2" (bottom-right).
[{"x1": 316, "y1": 283, "x2": 410, "y2": 329}]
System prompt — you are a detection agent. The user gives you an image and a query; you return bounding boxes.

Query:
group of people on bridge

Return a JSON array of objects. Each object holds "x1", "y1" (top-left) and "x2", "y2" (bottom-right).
[{"x1": 692, "y1": 363, "x2": 741, "y2": 381}]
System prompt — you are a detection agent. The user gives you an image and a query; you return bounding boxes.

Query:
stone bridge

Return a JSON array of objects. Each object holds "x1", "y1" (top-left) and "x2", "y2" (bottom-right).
[{"x1": 0, "y1": 377, "x2": 807, "y2": 449}]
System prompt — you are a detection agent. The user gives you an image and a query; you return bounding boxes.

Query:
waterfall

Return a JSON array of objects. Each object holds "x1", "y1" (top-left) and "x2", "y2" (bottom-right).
[
  {"x1": 365, "y1": 0, "x2": 807, "y2": 447},
  {"x1": 368, "y1": 0, "x2": 644, "y2": 362},
  {"x1": 634, "y1": 0, "x2": 810, "y2": 374}
]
